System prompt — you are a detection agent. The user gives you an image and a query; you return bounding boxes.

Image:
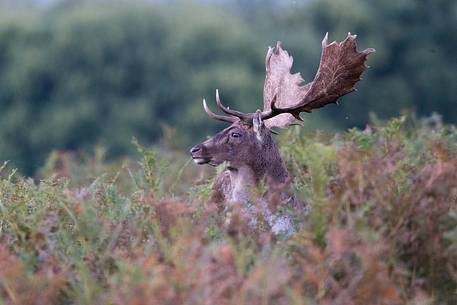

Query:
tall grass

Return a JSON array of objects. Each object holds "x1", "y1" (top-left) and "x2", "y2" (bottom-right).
[{"x1": 0, "y1": 115, "x2": 456, "y2": 305}]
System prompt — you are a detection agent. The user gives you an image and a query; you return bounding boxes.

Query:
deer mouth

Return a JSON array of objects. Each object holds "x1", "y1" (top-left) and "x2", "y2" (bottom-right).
[
  {"x1": 192, "y1": 157, "x2": 222, "y2": 167},
  {"x1": 192, "y1": 157, "x2": 211, "y2": 165}
]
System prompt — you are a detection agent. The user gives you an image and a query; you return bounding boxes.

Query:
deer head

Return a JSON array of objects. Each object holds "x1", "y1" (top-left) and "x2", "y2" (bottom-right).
[
  {"x1": 190, "y1": 91, "x2": 272, "y2": 169},
  {"x1": 190, "y1": 33, "x2": 375, "y2": 180}
]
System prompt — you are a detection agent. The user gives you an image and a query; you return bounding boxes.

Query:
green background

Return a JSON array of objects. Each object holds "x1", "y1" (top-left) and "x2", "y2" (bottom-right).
[{"x1": 0, "y1": 0, "x2": 455, "y2": 174}]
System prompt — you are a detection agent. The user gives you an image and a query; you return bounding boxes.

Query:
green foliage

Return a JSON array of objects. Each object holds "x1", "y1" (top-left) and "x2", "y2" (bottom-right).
[
  {"x1": 0, "y1": 2, "x2": 263, "y2": 174},
  {"x1": 269, "y1": 0, "x2": 457, "y2": 126},
  {"x1": 0, "y1": 116, "x2": 456, "y2": 304},
  {"x1": 1, "y1": 0, "x2": 455, "y2": 174},
  {"x1": 132, "y1": 137, "x2": 168, "y2": 195}
]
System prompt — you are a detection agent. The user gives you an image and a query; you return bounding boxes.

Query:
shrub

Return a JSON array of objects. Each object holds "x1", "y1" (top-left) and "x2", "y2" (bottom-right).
[{"x1": 0, "y1": 116, "x2": 456, "y2": 304}]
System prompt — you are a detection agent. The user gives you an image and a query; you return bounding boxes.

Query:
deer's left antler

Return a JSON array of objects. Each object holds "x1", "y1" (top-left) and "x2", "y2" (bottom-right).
[
  {"x1": 262, "y1": 33, "x2": 375, "y2": 128},
  {"x1": 202, "y1": 33, "x2": 375, "y2": 128}
]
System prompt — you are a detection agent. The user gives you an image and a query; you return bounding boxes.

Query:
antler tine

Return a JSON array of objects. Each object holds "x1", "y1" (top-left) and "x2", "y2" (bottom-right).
[
  {"x1": 260, "y1": 93, "x2": 308, "y2": 121},
  {"x1": 202, "y1": 98, "x2": 237, "y2": 123},
  {"x1": 215, "y1": 89, "x2": 251, "y2": 121}
]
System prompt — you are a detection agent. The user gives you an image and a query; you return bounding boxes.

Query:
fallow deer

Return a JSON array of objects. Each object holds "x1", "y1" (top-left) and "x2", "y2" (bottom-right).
[{"x1": 190, "y1": 33, "x2": 375, "y2": 234}]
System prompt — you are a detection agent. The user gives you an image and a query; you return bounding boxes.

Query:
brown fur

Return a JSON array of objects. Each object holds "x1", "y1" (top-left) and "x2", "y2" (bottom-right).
[
  {"x1": 190, "y1": 34, "x2": 374, "y2": 231},
  {"x1": 191, "y1": 119, "x2": 292, "y2": 208}
]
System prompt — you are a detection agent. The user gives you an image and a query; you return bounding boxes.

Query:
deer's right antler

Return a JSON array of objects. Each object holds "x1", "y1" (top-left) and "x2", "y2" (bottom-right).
[
  {"x1": 203, "y1": 96, "x2": 238, "y2": 123},
  {"x1": 203, "y1": 89, "x2": 253, "y2": 123}
]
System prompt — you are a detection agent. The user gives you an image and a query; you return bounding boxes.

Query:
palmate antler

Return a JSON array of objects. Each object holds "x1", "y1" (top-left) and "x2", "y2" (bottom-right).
[
  {"x1": 203, "y1": 33, "x2": 375, "y2": 127},
  {"x1": 262, "y1": 32, "x2": 375, "y2": 128}
]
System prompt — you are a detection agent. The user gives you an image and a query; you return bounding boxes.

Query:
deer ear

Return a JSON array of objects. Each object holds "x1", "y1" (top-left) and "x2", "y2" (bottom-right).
[{"x1": 253, "y1": 110, "x2": 264, "y2": 142}]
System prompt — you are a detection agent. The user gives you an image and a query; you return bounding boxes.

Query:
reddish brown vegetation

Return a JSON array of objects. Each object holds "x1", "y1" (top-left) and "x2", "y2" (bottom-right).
[{"x1": 0, "y1": 117, "x2": 456, "y2": 304}]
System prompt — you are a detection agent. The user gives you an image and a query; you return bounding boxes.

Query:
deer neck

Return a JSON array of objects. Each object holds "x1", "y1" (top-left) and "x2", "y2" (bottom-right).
[
  {"x1": 258, "y1": 139, "x2": 289, "y2": 185},
  {"x1": 226, "y1": 150, "x2": 289, "y2": 204},
  {"x1": 229, "y1": 136, "x2": 289, "y2": 186},
  {"x1": 224, "y1": 136, "x2": 289, "y2": 205},
  {"x1": 226, "y1": 165, "x2": 257, "y2": 203}
]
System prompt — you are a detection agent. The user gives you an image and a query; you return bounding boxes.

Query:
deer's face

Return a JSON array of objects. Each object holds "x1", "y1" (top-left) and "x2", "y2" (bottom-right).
[{"x1": 190, "y1": 120, "x2": 266, "y2": 167}]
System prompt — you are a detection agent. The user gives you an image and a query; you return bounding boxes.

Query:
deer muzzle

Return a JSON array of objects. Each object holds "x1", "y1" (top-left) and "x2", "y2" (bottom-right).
[
  {"x1": 190, "y1": 143, "x2": 211, "y2": 165},
  {"x1": 190, "y1": 142, "x2": 223, "y2": 167}
]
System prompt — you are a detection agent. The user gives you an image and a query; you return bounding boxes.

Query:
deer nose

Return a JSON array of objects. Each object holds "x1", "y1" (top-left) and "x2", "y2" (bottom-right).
[{"x1": 190, "y1": 144, "x2": 203, "y2": 155}]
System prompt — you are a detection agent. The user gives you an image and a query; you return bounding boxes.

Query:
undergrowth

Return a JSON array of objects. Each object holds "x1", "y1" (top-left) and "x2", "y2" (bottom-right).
[{"x1": 1, "y1": 115, "x2": 457, "y2": 305}]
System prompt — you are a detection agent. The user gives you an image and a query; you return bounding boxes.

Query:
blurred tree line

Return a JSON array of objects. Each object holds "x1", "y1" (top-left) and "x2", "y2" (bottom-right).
[{"x1": 0, "y1": 0, "x2": 455, "y2": 174}]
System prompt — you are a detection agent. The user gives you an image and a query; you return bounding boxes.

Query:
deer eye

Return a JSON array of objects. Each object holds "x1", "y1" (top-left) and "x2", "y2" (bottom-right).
[{"x1": 231, "y1": 132, "x2": 241, "y2": 138}]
